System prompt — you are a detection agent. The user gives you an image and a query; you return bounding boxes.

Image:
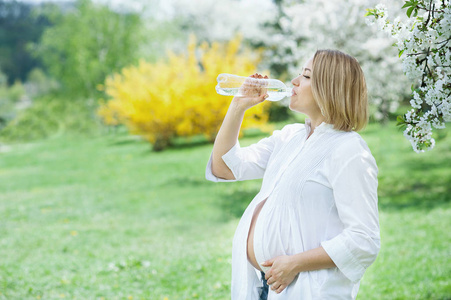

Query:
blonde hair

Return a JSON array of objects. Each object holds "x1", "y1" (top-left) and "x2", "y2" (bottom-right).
[{"x1": 311, "y1": 49, "x2": 368, "y2": 132}]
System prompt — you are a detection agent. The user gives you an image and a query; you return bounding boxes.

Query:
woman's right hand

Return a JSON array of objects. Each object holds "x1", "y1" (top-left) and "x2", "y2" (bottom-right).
[{"x1": 231, "y1": 73, "x2": 269, "y2": 111}]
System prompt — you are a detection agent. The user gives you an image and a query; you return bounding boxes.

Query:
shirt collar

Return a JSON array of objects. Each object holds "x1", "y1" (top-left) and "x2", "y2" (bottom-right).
[{"x1": 305, "y1": 118, "x2": 335, "y2": 134}]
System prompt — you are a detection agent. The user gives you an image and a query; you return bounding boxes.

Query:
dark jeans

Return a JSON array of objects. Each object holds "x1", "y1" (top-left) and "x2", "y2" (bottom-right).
[{"x1": 259, "y1": 271, "x2": 269, "y2": 300}]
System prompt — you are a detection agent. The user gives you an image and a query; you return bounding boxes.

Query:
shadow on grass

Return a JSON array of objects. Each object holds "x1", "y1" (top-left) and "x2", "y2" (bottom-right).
[
  {"x1": 378, "y1": 153, "x2": 451, "y2": 211},
  {"x1": 218, "y1": 188, "x2": 259, "y2": 221},
  {"x1": 379, "y1": 186, "x2": 451, "y2": 211},
  {"x1": 110, "y1": 138, "x2": 142, "y2": 146},
  {"x1": 107, "y1": 133, "x2": 145, "y2": 146},
  {"x1": 169, "y1": 137, "x2": 211, "y2": 150},
  {"x1": 105, "y1": 126, "x2": 272, "y2": 153},
  {"x1": 169, "y1": 128, "x2": 270, "y2": 151},
  {"x1": 160, "y1": 177, "x2": 212, "y2": 188}
]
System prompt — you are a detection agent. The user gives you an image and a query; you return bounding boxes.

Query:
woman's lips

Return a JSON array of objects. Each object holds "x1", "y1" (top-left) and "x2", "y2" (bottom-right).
[{"x1": 292, "y1": 89, "x2": 297, "y2": 96}]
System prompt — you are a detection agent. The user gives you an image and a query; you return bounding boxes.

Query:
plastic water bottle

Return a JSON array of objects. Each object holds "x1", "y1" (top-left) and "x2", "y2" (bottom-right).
[{"x1": 215, "y1": 73, "x2": 292, "y2": 102}]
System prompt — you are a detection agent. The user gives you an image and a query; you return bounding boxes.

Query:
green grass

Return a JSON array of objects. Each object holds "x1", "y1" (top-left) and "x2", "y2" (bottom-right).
[{"x1": 0, "y1": 122, "x2": 450, "y2": 299}]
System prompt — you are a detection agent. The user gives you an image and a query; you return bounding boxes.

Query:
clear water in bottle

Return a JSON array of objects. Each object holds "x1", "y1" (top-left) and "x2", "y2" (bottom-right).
[{"x1": 215, "y1": 73, "x2": 292, "y2": 101}]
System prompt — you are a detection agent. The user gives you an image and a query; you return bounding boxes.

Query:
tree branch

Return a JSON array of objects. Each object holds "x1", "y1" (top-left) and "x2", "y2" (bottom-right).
[
  {"x1": 424, "y1": 0, "x2": 433, "y2": 27},
  {"x1": 417, "y1": 4, "x2": 444, "y2": 14},
  {"x1": 407, "y1": 51, "x2": 429, "y2": 57},
  {"x1": 418, "y1": 8, "x2": 445, "y2": 13},
  {"x1": 425, "y1": 63, "x2": 433, "y2": 77},
  {"x1": 420, "y1": 47, "x2": 431, "y2": 87},
  {"x1": 437, "y1": 37, "x2": 451, "y2": 45},
  {"x1": 437, "y1": 39, "x2": 451, "y2": 51}
]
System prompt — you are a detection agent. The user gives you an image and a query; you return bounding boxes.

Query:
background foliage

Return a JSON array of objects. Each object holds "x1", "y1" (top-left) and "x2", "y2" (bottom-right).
[
  {"x1": 0, "y1": 0, "x2": 435, "y2": 145},
  {"x1": 30, "y1": 0, "x2": 144, "y2": 99},
  {"x1": 0, "y1": 0, "x2": 52, "y2": 84}
]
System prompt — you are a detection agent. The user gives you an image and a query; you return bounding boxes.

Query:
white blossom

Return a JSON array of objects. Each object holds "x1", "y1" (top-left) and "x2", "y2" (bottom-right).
[
  {"x1": 369, "y1": 0, "x2": 450, "y2": 152},
  {"x1": 402, "y1": 55, "x2": 423, "y2": 80}
]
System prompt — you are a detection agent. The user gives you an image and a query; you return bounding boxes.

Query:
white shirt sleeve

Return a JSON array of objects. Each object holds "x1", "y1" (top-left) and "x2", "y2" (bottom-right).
[
  {"x1": 321, "y1": 138, "x2": 380, "y2": 283},
  {"x1": 205, "y1": 142, "x2": 240, "y2": 182},
  {"x1": 205, "y1": 125, "x2": 295, "y2": 182}
]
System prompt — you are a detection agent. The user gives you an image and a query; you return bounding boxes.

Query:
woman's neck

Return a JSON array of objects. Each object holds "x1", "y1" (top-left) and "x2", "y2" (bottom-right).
[{"x1": 308, "y1": 116, "x2": 326, "y2": 133}]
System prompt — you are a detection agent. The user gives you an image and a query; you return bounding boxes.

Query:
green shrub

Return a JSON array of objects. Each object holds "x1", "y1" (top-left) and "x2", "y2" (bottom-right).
[
  {"x1": 0, "y1": 96, "x2": 101, "y2": 142},
  {"x1": 0, "y1": 72, "x2": 26, "y2": 130}
]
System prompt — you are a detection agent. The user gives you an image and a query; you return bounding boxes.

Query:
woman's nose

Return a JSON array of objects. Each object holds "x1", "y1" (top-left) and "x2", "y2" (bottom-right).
[{"x1": 291, "y1": 76, "x2": 299, "y2": 86}]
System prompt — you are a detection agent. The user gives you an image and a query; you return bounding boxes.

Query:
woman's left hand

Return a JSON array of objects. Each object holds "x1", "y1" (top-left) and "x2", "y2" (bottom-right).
[{"x1": 261, "y1": 255, "x2": 298, "y2": 294}]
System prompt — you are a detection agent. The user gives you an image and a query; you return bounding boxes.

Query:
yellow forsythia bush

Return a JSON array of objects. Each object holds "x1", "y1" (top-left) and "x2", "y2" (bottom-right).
[{"x1": 97, "y1": 35, "x2": 271, "y2": 151}]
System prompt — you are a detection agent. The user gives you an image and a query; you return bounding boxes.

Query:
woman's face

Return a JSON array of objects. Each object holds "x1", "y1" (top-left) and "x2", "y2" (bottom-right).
[{"x1": 289, "y1": 58, "x2": 322, "y2": 119}]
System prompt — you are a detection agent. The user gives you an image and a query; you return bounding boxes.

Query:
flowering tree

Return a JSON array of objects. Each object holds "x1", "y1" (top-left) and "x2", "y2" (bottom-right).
[
  {"x1": 366, "y1": 0, "x2": 450, "y2": 152},
  {"x1": 158, "y1": 0, "x2": 276, "y2": 44},
  {"x1": 251, "y1": 0, "x2": 411, "y2": 121}
]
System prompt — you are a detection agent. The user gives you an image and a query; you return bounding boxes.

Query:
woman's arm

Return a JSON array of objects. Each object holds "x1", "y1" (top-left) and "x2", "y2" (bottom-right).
[
  {"x1": 261, "y1": 247, "x2": 335, "y2": 294},
  {"x1": 211, "y1": 75, "x2": 268, "y2": 180},
  {"x1": 211, "y1": 101, "x2": 246, "y2": 180}
]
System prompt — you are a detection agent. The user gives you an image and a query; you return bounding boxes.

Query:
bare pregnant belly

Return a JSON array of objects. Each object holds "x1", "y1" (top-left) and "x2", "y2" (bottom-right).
[{"x1": 247, "y1": 198, "x2": 267, "y2": 271}]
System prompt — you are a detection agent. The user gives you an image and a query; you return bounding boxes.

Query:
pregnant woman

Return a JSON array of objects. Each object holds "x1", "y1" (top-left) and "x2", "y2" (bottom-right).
[{"x1": 206, "y1": 49, "x2": 380, "y2": 300}]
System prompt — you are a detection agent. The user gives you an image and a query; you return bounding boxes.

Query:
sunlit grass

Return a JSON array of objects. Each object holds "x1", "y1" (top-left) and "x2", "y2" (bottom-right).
[{"x1": 0, "y1": 122, "x2": 450, "y2": 299}]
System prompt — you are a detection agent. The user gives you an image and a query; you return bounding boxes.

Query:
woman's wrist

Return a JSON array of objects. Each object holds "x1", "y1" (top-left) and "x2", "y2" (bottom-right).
[
  {"x1": 229, "y1": 99, "x2": 249, "y2": 115},
  {"x1": 289, "y1": 254, "x2": 305, "y2": 274},
  {"x1": 230, "y1": 92, "x2": 268, "y2": 112}
]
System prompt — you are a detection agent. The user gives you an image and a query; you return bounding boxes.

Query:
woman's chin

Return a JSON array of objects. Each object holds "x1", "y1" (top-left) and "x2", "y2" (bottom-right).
[{"x1": 288, "y1": 101, "x2": 299, "y2": 112}]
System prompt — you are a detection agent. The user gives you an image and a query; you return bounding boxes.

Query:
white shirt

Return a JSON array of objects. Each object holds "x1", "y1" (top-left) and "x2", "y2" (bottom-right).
[{"x1": 206, "y1": 120, "x2": 380, "y2": 300}]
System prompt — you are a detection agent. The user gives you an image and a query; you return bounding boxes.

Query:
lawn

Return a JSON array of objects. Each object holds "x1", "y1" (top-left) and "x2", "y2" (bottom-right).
[{"x1": 0, "y1": 121, "x2": 450, "y2": 299}]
